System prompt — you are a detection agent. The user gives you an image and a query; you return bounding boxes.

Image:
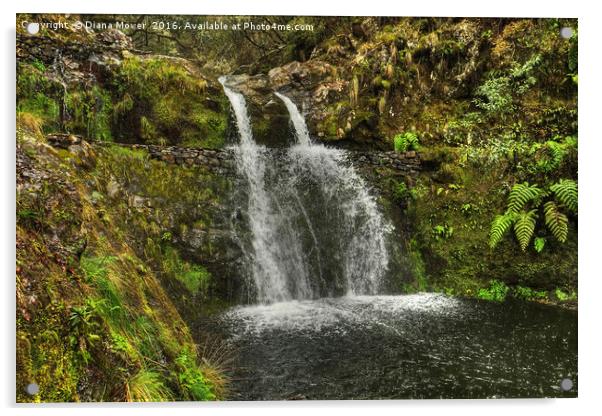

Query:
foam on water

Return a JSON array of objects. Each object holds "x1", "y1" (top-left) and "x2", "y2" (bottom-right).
[{"x1": 223, "y1": 293, "x2": 462, "y2": 337}]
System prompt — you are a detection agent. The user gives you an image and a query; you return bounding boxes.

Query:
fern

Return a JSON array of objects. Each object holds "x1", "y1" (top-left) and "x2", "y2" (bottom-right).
[
  {"x1": 513, "y1": 209, "x2": 537, "y2": 251},
  {"x1": 489, "y1": 212, "x2": 516, "y2": 248},
  {"x1": 393, "y1": 132, "x2": 419, "y2": 152},
  {"x1": 491, "y1": 179, "x2": 576, "y2": 251},
  {"x1": 544, "y1": 201, "x2": 569, "y2": 243},
  {"x1": 550, "y1": 179, "x2": 577, "y2": 213},
  {"x1": 507, "y1": 182, "x2": 541, "y2": 213},
  {"x1": 538, "y1": 140, "x2": 565, "y2": 172},
  {"x1": 563, "y1": 135, "x2": 578, "y2": 149}
]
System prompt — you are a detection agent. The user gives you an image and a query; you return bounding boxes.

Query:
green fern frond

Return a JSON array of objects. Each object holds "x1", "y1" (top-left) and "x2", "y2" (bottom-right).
[
  {"x1": 545, "y1": 140, "x2": 565, "y2": 170},
  {"x1": 550, "y1": 179, "x2": 577, "y2": 213},
  {"x1": 513, "y1": 209, "x2": 537, "y2": 251},
  {"x1": 544, "y1": 201, "x2": 569, "y2": 243},
  {"x1": 489, "y1": 212, "x2": 516, "y2": 248},
  {"x1": 507, "y1": 182, "x2": 541, "y2": 213},
  {"x1": 563, "y1": 135, "x2": 578, "y2": 149}
]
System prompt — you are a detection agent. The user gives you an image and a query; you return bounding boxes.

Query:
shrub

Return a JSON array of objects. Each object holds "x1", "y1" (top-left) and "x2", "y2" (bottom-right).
[{"x1": 474, "y1": 54, "x2": 541, "y2": 115}]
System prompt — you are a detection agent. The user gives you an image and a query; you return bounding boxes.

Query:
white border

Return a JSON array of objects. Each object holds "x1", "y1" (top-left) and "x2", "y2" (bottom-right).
[{"x1": 2, "y1": 1, "x2": 600, "y2": 415}]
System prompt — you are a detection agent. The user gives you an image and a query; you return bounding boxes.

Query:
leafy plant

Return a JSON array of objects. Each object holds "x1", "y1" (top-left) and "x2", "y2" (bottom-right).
[
  {"x1": 68, "y1": 300, "x2": 103, "y2": 363},
  {"x1": 550, "y1": 179, "x2": 578, "y2": 213},
  {"x1": 474, "y1": 54, "x2": 541, "y2": 115},
  {"x1": 393, "y1": 132, "x2": 420, "y2": 152},
  {"x1": 513, "y1": 209, "x2": 538, "y2": 251},
  {"x1": 477, "y1": 280, "x2": 509, "y2": 302},
  {"x1": 474, "y1": 76, "x2": 513, "y2": 114},
  {"x1": 543, "y1": 201, "x2": 568, "y2": 243},
  {"x1": 513, "y1": 285, "x2": 547, "y2": 301},
  {"x1": 393, "y1": 182, "x2": 417, "y2": 201},
  {"x1": 554, "y1": 288, "x2": 576, "y2": 302},
  {"x1": 174, "y1": 350, "x2": 215, "y2": 401},
  {"x1": 489, "y1": 179, "x2": 577, "y2": 251},
  {"x1": 460, "y1": 203, "x2": 473, "y2": 215},
  {"x1": 533, "y1": 237, "x2": 546, "y2": 253},
  {"x1": 529, "y1": 136, "x2": 577, "y2": 174},
  {"x1": 432, "y1": 224, "x2": 454, "y2": 240},
  {"x1": 506, "y1": 182, "x2": 542, "y2": 213}
]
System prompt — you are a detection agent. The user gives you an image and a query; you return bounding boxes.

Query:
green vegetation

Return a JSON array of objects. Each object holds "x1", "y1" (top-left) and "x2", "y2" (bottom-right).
[
  {"x1": 393, "y1": 182, "x2": 417, "y2": 201},
  {"x1": 16, "y1": 63, "x2": 61, "y2": 133},
  {"x1": 513, "y1": 285, "x2": 547, "y2": 301},
  {"x1": 16, "y1": 15, "x2": 578, "y2": 401},
  {"x1": 432, "y1": 224, "x2": 454, "y2": 241},
  {"x1": 65, "y1": 85, "x2": 113, "y2": 141},
  {"x1": 17, "y1": 55, "x2": 228, "y2": 147},
  {"x1": 477, "y1": 280, "x2": 510, "y2": 302},
  {"x1": 489, "y1": 179, "x2": 577, "y2": 251},
  {"x1": 16, "y1": 130, "x2": 226, "y2": 402},
  {"x1": 474, "y1": 55, "x2": 542, "y2": 116},
  {"x1": 126, "y1": 368, "x2": 173, "y2": 402},
  {"x1": 113, "y1": 57, "x2": 227, "y2": 147},
  {"x1": 393, "y1": 132, "x2": 420, "y2": 152},
  {"x1": 161, "y1": 246, "x2": 212, "y2": 294},
  {"x1": 174, "y1": 350, "x2": 216, "y2": 401}
]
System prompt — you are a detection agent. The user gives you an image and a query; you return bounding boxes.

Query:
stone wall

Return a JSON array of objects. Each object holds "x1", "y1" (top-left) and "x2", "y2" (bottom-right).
[{"x1": 46, "y1": 134, "x2": 421, "y2": 176}]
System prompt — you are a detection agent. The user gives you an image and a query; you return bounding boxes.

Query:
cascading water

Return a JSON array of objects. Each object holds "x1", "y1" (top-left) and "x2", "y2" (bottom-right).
[
  {"x1": 273, "y1": 92, "x2": 312, "y2": 146},
  {"x1": 274, "y1": 92, "x2": 392, "y2": 296},
  {"x1": 220, "y1": 77, "x2": 392, "y2": 303},
  {"x1": 220, "y1": 77, "x2": 309, "y2": 303},
  {"x1": 214, "y1": 80, "x2": 577, "y2": 402}
]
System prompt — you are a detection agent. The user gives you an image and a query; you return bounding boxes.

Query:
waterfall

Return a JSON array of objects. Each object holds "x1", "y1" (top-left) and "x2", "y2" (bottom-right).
[
  {"x1": 220, "y1": 77, "x2": 392, "y2": 304},
  {"x1": 220, "y1": 77, "x2": 309, "y2": 303},
  {"x1": 273, "y1": 92, "x2": 312, "y2": 146},
  {"x1": 274, "y1": 92, "x2": 392, "y2": 296}
]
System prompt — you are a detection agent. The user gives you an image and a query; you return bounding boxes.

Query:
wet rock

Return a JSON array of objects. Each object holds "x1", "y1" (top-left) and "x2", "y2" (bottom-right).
[{"x1": 106, "y1": 178, "x2": 122, "y2": 199}]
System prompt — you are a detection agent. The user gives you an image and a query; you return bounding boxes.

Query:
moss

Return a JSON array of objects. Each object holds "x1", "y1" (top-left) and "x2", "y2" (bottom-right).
[
  {"x1": 405, "y1": 147, "x2": 577, "y2": 301},
  {"x1": 17, "y1": 136, "x2": 225, "y2": 402},
  {"x1": 317, "y1": 101, "x2": 351, "y2": 140},
  {"x1": 161, "y1": 246, "x2": 212, "y2": 295},
  {"x1": 65, "y1": 85, "x2": 113, "y2": 141},
  {"x1": 16, "y1": 63, "x2": 61, "y2": 132},
  {"x1": 112, "y1": 56, "x2": 226, "y2": 147}
]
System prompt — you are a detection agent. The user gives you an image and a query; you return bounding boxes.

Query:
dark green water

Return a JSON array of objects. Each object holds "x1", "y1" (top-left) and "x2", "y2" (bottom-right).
[{"x1": 212, "y1": 293, "x2": 577, "y2": 400}]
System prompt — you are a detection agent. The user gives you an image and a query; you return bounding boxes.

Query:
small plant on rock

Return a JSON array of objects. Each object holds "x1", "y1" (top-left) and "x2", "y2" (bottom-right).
[{"x1": 393, "y1": 132, "x2": 420, "y2": 152}]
